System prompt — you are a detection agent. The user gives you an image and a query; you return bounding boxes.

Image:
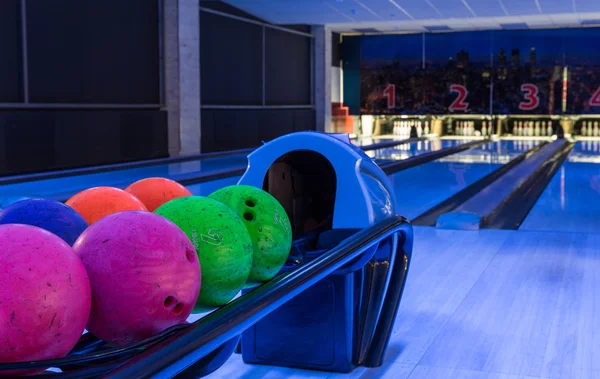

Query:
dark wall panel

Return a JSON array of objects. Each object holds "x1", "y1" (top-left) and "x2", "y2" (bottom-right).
[
  {"x1": 200, "y1": 11, "x2": 262, "y2": 105},
  {"x1": 332, "y1": 33, "x2": 341, "y2": 67},
  {"x1": 0, "y1": 110, "x2": 167, "y2": 176},
  {"x1": 53, "y1": 112, "x2": 122, "y2": 167},
  {"x1": 201, "y1": 109, "x2": 315, "y2": 152},
  {"x1": 0, "y1": 0, "x2": 23, "y2": 102},
  {"x1": 265, "y1": 29, "x2": 311, "y2": 105},
  {"x1": 293, "y1": 109, "x2": 316, "y2": 131},
  {"x1": 26, "y1": 0, "x2": 160, "y2": 104},
  {"x1": 3, "y1": 113, "x2": 56, "y2": 173},
  {"x1": 341, "y1": 36, "x2": 361, "y2": 115}
]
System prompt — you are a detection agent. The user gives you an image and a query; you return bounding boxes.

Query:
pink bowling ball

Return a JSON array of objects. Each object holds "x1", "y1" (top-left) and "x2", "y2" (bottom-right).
[
  {"x1": 0, "y1": 224, "x2": 91, "y2": 369},
  {"x1": 73, "y1": 211, "x2": 201, "y2": 345}
]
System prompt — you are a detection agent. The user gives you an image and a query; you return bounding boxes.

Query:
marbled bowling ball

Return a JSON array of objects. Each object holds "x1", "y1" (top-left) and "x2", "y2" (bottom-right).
[
  {"x1": 0, "y1": 224, "x2": 91, "y2": 374},
  {"x1": 209, "y1": 185, "x2": 292, "y2": 282},
  {"x1": 73, "y1": 211, "x2": 201, "y2": 345},
  {"x1": 0, "y1": 198, "x2": 88, "y2": 245},
  {"x1": 155, "y1": 196, "x2": 252, "y2": 308},
  {"x1": 66, "y1": 186, "x2": 147, "y2": 225}
]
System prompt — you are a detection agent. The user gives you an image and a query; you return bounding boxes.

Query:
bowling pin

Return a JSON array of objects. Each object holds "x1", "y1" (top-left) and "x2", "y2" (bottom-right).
[
  {"x1": 516, "y1": 121, "x2": 521, "y2": 136},
  {"x1": 588, "y1": 121, "x2": 593, "y2": 137},
  {"x1": 582, "y1": 121, "x2": 587, "y2": 137},
  {"x1": 417, "y1": 121, "x2": 423, "y2": 137},
  {"x1": 424, "y1": 121, "x2": 430, "y2": 135},
  {"x1": 547, "y1": 121, "x2": 553, "y2": 136},
  {"x1": 535, "y1": 121, "x2": 540, "y2": 136},
  {"x1": 527, "y1": 121, "x2": 532, "y2": 137},
  {"x1": 481, "y1": 122, "x2": 487, "y2": 137},
  {"x1": 541, "y1": 123, "x2": 546, "y2": 136},
  {"x1": 594, "y1": 121, "x2": 599, "y2": 137}
]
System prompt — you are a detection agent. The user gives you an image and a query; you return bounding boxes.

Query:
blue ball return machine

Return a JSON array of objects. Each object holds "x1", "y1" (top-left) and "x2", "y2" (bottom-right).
[
  {"x1": 0, "y1": 132, "x2": 412, "y2": 378},
  {"x1": 237, "y1": 131, "x2": 412, "y2": 372}
]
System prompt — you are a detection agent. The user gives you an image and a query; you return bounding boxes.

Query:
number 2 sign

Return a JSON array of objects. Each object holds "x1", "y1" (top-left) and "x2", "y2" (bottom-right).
[{"x1": 449, "y1": 84, "x2": 469, "y2": 111}]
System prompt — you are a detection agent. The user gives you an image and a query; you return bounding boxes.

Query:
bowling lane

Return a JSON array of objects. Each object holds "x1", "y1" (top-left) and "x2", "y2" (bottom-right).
[
  {"x1": 367, "y1": 138, "x2": 465, "y2": 161},
  {"x1": 186, "y1": 176, "x2": 241, "y2": 196},
  {"x1": 4, "y1": 140, "x2": 437, "y2": 202},
  {"x1": 520, "y1": 141, "x2": 600, "y2": 233},
  {"x1": 389, "y1": 139, "x2": 541, "y2": 220},
  {"x1": 0, "y1": 154, "x2": 248, "y2": 202},
  {"x1": 186, "y1": 139, "x2": 470, "y2": 197}
]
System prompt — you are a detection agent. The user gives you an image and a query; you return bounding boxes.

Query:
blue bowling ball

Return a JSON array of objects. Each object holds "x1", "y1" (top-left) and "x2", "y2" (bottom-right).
[
  {"x1": 0, "y1": 196, "x2": 32, "y2": 209},
  {"x1": 0, "y1": 198, "x2": 88, "y2": 245}
]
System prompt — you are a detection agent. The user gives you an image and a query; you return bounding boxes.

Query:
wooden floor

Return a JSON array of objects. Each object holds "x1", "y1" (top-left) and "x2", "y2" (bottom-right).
[{"x1": 207, "y1": 226, "x2": 600, "y2": 379}]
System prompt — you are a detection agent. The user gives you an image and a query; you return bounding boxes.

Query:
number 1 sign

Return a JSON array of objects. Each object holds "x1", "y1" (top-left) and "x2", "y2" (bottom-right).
[{"x1": 384, "y1": 84, "x2": 395, "y2": 109}]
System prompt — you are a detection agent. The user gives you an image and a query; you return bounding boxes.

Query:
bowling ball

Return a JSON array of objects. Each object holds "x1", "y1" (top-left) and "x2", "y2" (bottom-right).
[
  {"x1": 66, "y1": 186, "x2": 147, "y2": 225},
  {"x1": 0, "y1": 196, "x2": 31, "y2": 209},
  {"x1": 73, "y1": 211, "x2": 201, "y2": 345},
  {"x1": 125, "y1": 177, "x2": 192, "y2": 212},
  {"x1": 155, "y1": 196, "x2": 252, "y2": 308},
  {"x1": 0, "y1": 198, "x2": 88, "y2": 245},
  {"x1": 0, "y1": 224, "x2": 91, "y2": 372},
  {"x1": 209, "y1": 185, "x2": 292, "y2": 282}
]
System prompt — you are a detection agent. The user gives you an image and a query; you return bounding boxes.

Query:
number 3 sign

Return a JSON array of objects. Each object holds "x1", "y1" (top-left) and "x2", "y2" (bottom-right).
[{"x1": 519, "y1": 83, "x2": 540, "y2": 111}]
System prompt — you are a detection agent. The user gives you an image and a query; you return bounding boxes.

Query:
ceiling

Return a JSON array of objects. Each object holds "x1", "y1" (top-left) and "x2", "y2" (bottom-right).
[{"x1": 218, "y1": 0, "x2": 600, "y2": 33}]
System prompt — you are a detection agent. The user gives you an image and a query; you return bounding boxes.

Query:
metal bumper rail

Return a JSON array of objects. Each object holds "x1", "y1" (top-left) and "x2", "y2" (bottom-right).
[
  {"x1": 434, "y1": 139, "x2": 574, "y2": 230},
  {"x1": 412, "y1": 140, "x2": 549, "y2": 226},
  {"x1": 0, "y1": 215, "x2": 413, "y2": 378}
]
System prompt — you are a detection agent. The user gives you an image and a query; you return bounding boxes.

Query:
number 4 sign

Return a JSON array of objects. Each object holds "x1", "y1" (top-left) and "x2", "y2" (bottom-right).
[{"x1": 590, "y1": 87, "x2": 600, "y2": 106}]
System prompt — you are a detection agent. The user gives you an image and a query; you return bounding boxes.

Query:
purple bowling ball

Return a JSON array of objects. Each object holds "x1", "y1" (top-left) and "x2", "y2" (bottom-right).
[{"x1": 0, "y1": 198, "x2": 88, "y2": 245}]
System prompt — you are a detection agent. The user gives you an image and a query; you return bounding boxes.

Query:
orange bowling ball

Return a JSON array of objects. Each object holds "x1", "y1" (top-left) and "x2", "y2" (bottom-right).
[
  {"x1": 125, "y1": 177, "x2": 192, "y2": 212},
  {"x1": 66, "y1": 187, "x2": 148, "y2": 225}
]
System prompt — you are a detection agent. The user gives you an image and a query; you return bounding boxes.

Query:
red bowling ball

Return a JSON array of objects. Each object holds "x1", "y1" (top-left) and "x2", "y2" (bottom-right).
[
  {"x1": 0, "y1": 224, "x2": 91, "y2": 373},
  {"x1": 73, "y1": 211, "x2": 201, "y2": 345}
]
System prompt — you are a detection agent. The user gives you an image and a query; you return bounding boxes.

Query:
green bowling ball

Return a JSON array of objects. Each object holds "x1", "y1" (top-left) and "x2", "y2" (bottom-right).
[
  {"x1": 209, "y1": 185, "x2": 292, "y2": 282},
  {"x1": 154, "y1": 196, "x2": 252, "y2": 308}
]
